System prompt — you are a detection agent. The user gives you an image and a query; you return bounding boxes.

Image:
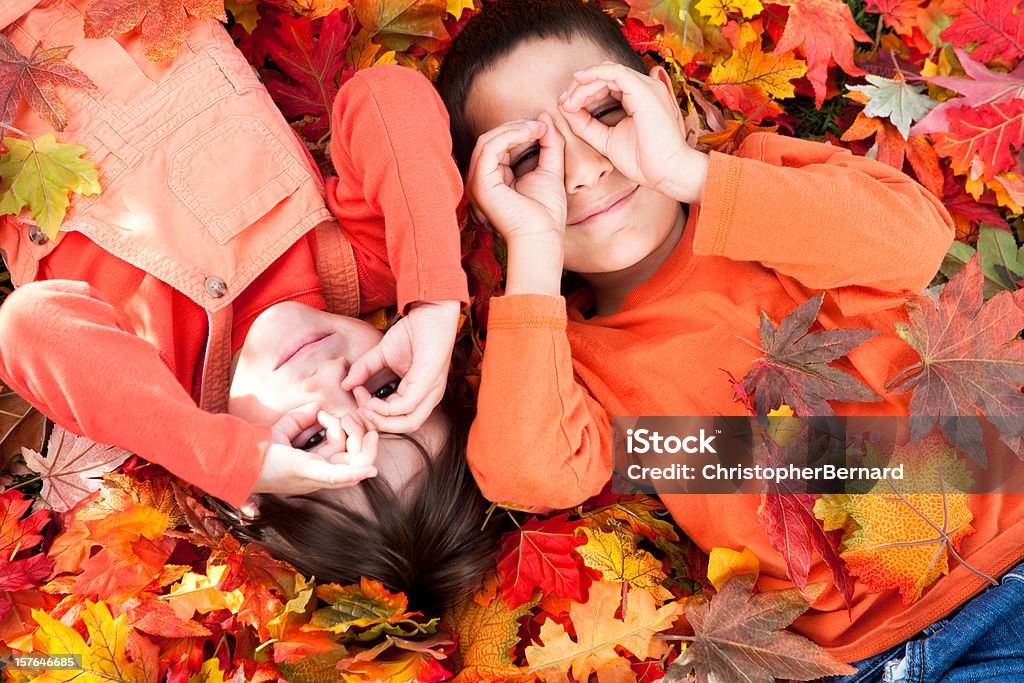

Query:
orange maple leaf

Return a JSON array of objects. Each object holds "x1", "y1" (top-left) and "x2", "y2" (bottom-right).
[
  {"x1": 841, "y1": 110, "x2": 944, "y2": 197},
  {"x1": 0, "y1": 35, "x2": 94, "y2": 131},
  {"x1": 524, "y1": 580, "x2": 682, "y2": 683},
  {"x1": 83, "y1": 0, "x2": 228, "y2": 62},
  {"x1": 772, "y1": 0, "x2": 870, "y2": 107},
  {"x1": 700, "y1": 118, "x2": 779, "y2": 154},
  {"x1": 448, "y1": 592, "x2": 536, "y2": 683}
]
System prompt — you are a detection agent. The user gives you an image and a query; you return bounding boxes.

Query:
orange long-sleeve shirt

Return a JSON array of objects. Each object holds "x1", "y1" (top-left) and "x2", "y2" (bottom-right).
[
  {"x1": 468, "y1": 133, "x2": 1024, "y2": 661},
  {"x1": 0, "y1": 67, "x2": 467, "y2": 508}
]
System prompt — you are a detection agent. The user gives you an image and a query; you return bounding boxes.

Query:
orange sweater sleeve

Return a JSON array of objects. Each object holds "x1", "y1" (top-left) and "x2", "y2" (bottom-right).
[
  {"x1": 0, "y1": 280, "x2": 271, "y2": 508},
  {"x1": 467, "y1": 295, "x2": 613, "y2": 510},
  {"x1": 693, "y1": 133, "x2": 954, "y2": 316},
  {"x1": 325, "y1": 64, "x2": 469, "y2": 314}
]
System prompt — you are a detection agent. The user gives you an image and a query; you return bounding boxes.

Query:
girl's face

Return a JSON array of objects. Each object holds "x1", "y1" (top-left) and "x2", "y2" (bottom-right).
[{"x1": 229, "y1": 302, "x2": 449, "y2": 494}]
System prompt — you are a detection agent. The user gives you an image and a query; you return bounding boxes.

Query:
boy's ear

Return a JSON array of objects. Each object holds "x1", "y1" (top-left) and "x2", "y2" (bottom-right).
[{"x1": 648, "y1": 64, "x2": 675, "y2": 98}]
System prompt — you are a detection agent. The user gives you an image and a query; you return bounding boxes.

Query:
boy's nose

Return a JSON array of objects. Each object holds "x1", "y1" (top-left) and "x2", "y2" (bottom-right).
[{"x1": 563, "y1": 129, "x2": 613, "y2": 194}]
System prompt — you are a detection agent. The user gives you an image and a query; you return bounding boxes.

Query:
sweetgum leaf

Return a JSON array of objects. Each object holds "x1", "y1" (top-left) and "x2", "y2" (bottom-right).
[
  {"x1": 847, "y1": 75, "x2": 937, "y2": 139},
  {"x1": 667, "y1": 575, "x2": 856, "y2": 682},
  {"x1": 772, "y1": 0, "x2": 870, "y2": 107},
  {"x1": 940, "y1": 0, "x2": 1024, "y2": 63},
  {"x1": 889, "y1": 254, "x2": 1024, "y2": 455},
  {"x1": 0, "y1": 35, "x2": 94, "y2": 131},
  {"x1": 83, "y1": 0, "x2": 228, "y2": 62},
  {"x1": 932, "y1": 99, "x2": 1024, "y2": 182},
  {"x1": 740, "y1": 293, "x2": 882, "y2": 416}
]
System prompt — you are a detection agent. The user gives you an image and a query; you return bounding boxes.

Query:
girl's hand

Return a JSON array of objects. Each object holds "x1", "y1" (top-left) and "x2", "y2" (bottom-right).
[
  {"x1": 254, "y1": 403, "x2": 378, "y2": 496},
  {"x1": 341, "y1": 300, "x2": 460, "y2": 433},
  {"x1": 466, "y1": 112, "x2": 568, "y2": 245},
  {"x1": 559, "y1": 62, "x2": 709, "y2": 204}
]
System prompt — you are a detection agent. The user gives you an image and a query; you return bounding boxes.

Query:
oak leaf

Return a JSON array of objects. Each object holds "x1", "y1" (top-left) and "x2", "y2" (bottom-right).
[
  {"x1": 932, "y1": 99, "x2": 1024, "y2": 182},
  {"x1": 888, "y1": 254, "x2": 1024, "y2": 457},
  {"x1": 740, "y1": 293, "x2": 881, "y2": 417},
  {"x1": 582, "y1": 493, "x2": 680, "y2": 543},
  {"x1": 576, "y1": 527, "x2": 673, "y2": 601},
  {"x1": 524, "y1": 580, "x2": 682, "y2": 683},
  {"x1": 667, "y1": 575, "x2": 855, "y2": 682},
  {"x1": 83, "y1": 0, "x2": 228, "y2": 62},
  {"x1": 940, "y1": 0, "x2": 1024, "y2": 63},
  {"x1": 0, "y1": 35, "x2": 94, "y2": 131},
  {"x1": 707, "y1": 21, "x2": 807, "y2": 119},
  {"x1": 847, "y1": 74, "x2": 937, "y2": 139},
  {"x1": 353, "y1": 0, "x2": 450, "y2": 52},
  {"x1": 447, "y1": 593, "x2": 535, "y2": 683},
  {"x1": 772, "y1": 0, "x2": 870, "y2": 107},
  {"x1": 0, "y1": 134, "x2": 101, "y2": 241},
  {"x1": 826, "y1": 436, "x2": 976, "y2": 603},
  {"x1": 264, "y1": 9, "x2": 354, "y2": 139},
  {"x1": 496, "y1": 513, "x2": 589, "y2": 609}
]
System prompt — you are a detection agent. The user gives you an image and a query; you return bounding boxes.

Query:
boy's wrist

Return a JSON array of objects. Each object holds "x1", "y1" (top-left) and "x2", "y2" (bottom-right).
[
  {"x1": 659, "y1": 148, "x2": 710, "y2": 205},
  {"x1": 504, "y1": 235, "x2": 565, "y2": 297}
]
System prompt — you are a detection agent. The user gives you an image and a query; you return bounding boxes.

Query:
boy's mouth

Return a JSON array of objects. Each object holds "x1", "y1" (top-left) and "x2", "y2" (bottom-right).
[
  {"x1": 568, "y1": 186, "x2": 639, "y2": 226},
  {"x1": 273, "y1": 332, "x2": 333, "y2": 371}
]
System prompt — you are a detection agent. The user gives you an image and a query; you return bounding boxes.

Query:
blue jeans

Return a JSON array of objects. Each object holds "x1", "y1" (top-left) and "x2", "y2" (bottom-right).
[{"x1": 828, "y1": 560, "x2": 1024, "y2": 683}]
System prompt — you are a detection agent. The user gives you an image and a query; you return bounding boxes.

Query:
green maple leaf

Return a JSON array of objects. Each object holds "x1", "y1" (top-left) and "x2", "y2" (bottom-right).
[
  {"x1": 0, "y1": 132, "x2": 100, "y2": 239},
  {"x1": 847, "y1": 75, "x2": 937, "y2": 140}
]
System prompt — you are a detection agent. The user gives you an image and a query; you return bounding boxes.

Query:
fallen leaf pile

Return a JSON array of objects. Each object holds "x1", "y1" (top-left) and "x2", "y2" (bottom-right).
[{"x1": 2, "y1": 0, "x2": 1023, "y2": 680}]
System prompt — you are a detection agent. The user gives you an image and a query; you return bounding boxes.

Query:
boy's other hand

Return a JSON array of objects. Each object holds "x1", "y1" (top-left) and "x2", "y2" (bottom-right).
[
  {"x1": 466, "y1": 112, "x2": 568, "y2": 245},
  {"x1": 559, "y1": 62, "x2": 709, "y2": 204},
  {"x1": 341, "y1": 299, "x2": 460, "y2": 433},
  {"x1": 254, "y1": 403, "x2": 379, "y2": 496}
]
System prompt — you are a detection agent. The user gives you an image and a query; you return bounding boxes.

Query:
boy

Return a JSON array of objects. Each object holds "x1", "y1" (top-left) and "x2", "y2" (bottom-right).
[
  {"x1": 430, "y1": 0, "x2": 1024, "y2": 674},
  {"x1": 0, "y1": 2, "x2": 464, "y2": 508}
]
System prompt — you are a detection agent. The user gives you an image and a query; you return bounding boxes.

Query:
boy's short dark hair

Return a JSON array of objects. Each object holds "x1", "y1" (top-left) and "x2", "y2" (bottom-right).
[
  {"x1": 436, "y1": 0, "x2": 646, "y2": 172},
  {"x1": 213, "y1": 399, "x2": 503, "y2": 616}
]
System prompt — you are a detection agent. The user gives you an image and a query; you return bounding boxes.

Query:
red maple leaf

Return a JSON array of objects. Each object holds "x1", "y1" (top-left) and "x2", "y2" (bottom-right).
[
  {"x1": 622, "y1": 17, "x2": 665, "y2": 55},
  {"x1": 759, "y1": 491, "x2": 855, "y2": 608},
  {"x1": 740, "y1": 293, "x2": 882, "y2": 416},
  {"x1": 0, "y1": 35, "x2": 94, "y2": 131},
  {"x1": 866, "y1": 0, "x2": 921, "y2": 36},
  {"x1": 941, "y1": 167, "x2": 1009, "y2": 234},
  {"x1": 771, "y1": 0, "x2": 870, "y2": 107},
  {"x1": 888, "y1": 254, "x2": 1024, "y2": 455},
  {"x1": 940, "y1": 0, "x2": 1024, "y2": 63},
  {"x1": 932, "y1": 99, "x2": 1024, "y2": 182},
  {"x1": 495, "y1": 513, "x2": 589, "y2": 608},
  {"x1": 83, "y1": 0, "x2": 228, "y2": 63},
  {"x1": 264, "y1": 9, "x2": 354, "y2": 139}
]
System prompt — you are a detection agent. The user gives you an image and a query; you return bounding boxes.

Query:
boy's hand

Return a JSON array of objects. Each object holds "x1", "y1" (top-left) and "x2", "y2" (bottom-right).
[
  {"x1": 254, "y1": 403, "x2": 379, "y2": 497},
  {"x1": 466, "y1": 112, "x2": 568, "y2": 244},
  {"x1": 341, "y1": 299, "x2": 460, "y2": 433},
  {"x1": 559, "y1": 62, "x2": 709, "y2": 204}
]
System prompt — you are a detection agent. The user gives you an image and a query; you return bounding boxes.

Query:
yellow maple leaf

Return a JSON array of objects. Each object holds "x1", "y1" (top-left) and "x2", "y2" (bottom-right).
[
  {"x1": 525, "y1": 581, "x2": 682, "y2": 683},
  {"x1": 576, "y1": 527, "x2": 673, "y2": 602},
  {"x1": 707, "y1": 22, "x2": 806, "y2": 117},
  {"x1": 31, "y1": 601, "x2": 148, "y2": 683},
  {"x1": 833, "y1": 437, "x2": 976, "y2": 603},
  {"x1": 447, "y1": 594, "x2": 536, "y2": 683},
  {"x1": 813, "y1": 493, "x2": 852, "y2": 532},
  {"x1": 446, "y1": 0, "x2": 475, "y2": 19},
  {"x1": 695, "y1": 0, "x2": 763, "y2": 26},
  {"x1": 707, "y1": 546, "x2": 760, "y2": 590},
  {"x1": 0, "y1": 133, "x2": 100, "y2": 240},
  {"x1": 166, "y1": 564, "x2": 245, "y2": 620},
  {"x1": 224, "y1": 0, "x2": 260, "y2": 32}
]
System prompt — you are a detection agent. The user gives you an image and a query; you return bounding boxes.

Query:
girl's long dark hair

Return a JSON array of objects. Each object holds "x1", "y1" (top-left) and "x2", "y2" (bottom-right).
[{"x1": 212, "y1": 394, "x2": 504, "y2": 615}]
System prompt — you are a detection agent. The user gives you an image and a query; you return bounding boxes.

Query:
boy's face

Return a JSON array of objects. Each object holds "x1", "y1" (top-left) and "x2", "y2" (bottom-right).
[
  {"x1": 464, "y1": 36, "x2": 684, "y2": 274},
  {"x1": 229, "y1": 302, "x2": 449, "y2": 504}
]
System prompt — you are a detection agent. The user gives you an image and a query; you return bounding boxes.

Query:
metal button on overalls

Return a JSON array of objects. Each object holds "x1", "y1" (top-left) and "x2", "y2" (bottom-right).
[{"x1": 28, "y1": 225, "x2": 47, "y2": 245}]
